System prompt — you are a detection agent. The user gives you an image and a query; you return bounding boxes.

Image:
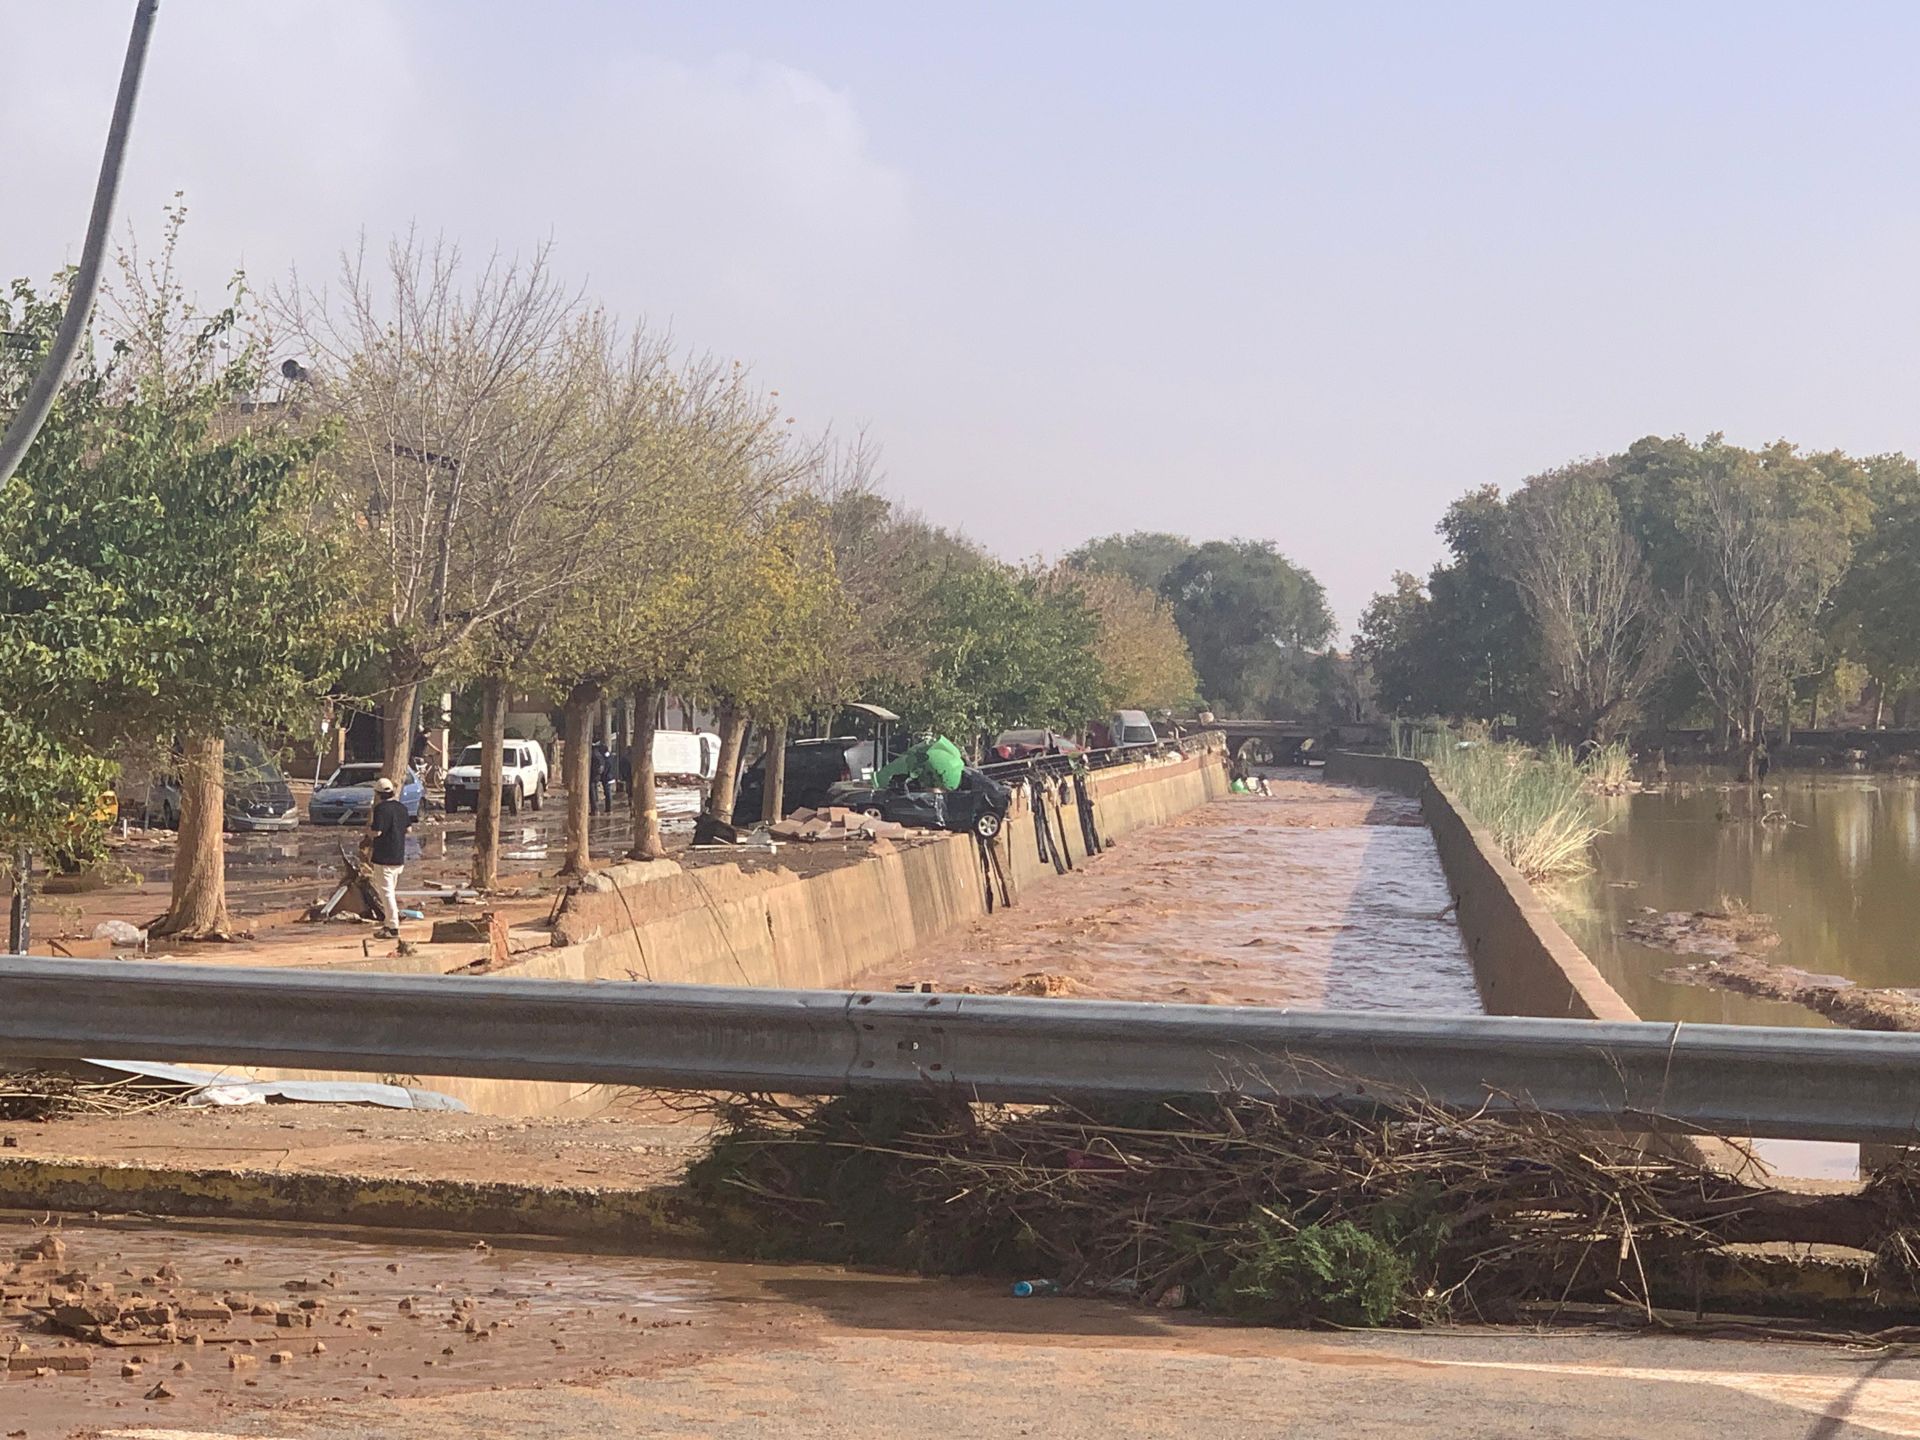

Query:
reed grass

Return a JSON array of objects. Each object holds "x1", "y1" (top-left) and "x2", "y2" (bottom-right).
[{"x1": 1410, "y1": 732, "x2": 1603, "y2": 881}]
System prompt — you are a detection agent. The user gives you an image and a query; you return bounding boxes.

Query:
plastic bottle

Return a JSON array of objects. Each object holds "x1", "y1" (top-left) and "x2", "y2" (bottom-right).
[{"x1": 1011, "y1": 1279, "x2": 1060, "y2": 1298}]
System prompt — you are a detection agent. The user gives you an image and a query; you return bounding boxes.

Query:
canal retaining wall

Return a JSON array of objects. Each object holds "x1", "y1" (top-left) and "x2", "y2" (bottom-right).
[
  {"x1": 1324, "y1": 752, "x2": 1638, "y2": 1022},
  {"x1": 540, "y1": 748, "x2": 1232, "y2": 993}
]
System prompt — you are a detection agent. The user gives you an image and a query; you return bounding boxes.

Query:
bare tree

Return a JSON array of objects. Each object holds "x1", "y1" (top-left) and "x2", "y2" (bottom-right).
[
  {"x1": 1668, "y1": 451, "x2": 1851, "y2": 780},
  {"x1": 1498, "y1": 464, "x2": 1670, "y2": 745},
  {"x1": 276, "y1": 234, "x2": 597, "y2": 785}
]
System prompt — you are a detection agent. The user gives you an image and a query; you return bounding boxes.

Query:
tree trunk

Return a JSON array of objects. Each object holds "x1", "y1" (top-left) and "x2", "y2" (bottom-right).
[
  {"x1": 471, "y1": 675, "x2": 508, "y2": 889},
  {"x1": 1874, "y1": 682, "x2": 1886, "y2": 730},
  {"x1": 706, "y1": 700, "x2": 748, "y2": 821},
  {"x1": 559, "y1": 681, "x2": 600, "y2": 876},
  {"x1": 152, "y1": 732, "x2": 233, "y2": 939},
  {"x1": 383, "y1": 676, "x2": 420, "y2": 784},
  {"x1": 627, "y1": 680, "x2": 665, "y2": 860},
  {"x1": 761, "y1": 718, "x2": 790, "y2": 825}
]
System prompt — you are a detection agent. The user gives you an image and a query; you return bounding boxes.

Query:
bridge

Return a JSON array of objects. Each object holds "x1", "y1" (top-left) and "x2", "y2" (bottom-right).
[{"x1": 1174, "y1": 717, "x2": 1390, "y2": 761}]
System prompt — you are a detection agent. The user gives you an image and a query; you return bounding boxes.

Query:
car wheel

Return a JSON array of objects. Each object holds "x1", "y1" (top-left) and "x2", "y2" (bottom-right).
[
  {"x1": 506, "y1": 783, "x2": 523, "y2": 816},
  {"x1": 528, "y1": 782, "x2": 543, "y2": 813},
  {"x1": 974, "y1": 811, "x2": 1004, "y2": 840}
]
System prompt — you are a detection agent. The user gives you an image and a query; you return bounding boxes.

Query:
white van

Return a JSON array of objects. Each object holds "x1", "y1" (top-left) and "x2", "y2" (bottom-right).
[
  {"x1": 445, "y1": 739, "x2": 549, "y2": 814},
  {"x1": 650, "y1": 729, "x2": 722, "y2": 782},
  {"x1": 1111, "y1": 710, "x2": 1159, "y2": 748}
]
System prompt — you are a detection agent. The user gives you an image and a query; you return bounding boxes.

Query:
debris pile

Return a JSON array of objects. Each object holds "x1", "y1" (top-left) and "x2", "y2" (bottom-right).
[
  {"x1": 689, "y1": 1089, "x2": 1920, "y2": 1328},
  {"x1": 1666, "y1": 955, "x2": 1920, "y2": 1032},
  {"x1": 769, "y1": 806, "x2": 908, "y2": 842},
  {"x1": 1627, "y1": 905, "x2": 1778, "y2": 959}
]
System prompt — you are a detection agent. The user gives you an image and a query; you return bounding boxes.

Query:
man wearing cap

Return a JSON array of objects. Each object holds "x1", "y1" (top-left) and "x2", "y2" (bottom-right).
[{"x1": 366, "y1": 776, "x2": 413, "y2": 938}]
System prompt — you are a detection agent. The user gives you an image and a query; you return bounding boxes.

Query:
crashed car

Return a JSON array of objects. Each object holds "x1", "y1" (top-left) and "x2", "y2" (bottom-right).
[
  {"x1": 308, "y1": 763, "x2": 425, "y2": 826},
  {"x1": 826, "y1": 765, "x2": 1013, "y2": 839}
]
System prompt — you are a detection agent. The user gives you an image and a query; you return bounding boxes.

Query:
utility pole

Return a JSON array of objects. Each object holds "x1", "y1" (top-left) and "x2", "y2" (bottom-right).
[{"x1": 7, "y1": 847, "x2": 30, "y2": 955}]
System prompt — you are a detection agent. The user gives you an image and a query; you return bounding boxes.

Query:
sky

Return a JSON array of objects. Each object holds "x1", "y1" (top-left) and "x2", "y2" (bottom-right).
[{"x1": 7, "y1": 2, "x2": 1920, "y2": 636}]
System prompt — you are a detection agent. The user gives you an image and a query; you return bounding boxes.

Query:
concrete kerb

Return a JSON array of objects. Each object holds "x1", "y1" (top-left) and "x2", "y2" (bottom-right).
[{"x1": 1324, "y1": 751, "x2": 1638, "y2": 1023}]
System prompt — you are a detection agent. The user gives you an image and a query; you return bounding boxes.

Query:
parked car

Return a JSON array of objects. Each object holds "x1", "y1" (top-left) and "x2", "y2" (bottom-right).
[
  {"x1": 990, "y1": 729, "x2": 1083, "y2": 763},
  {"x1": 732, "y1": 736, "x2": 870, "y2": 821},
  {"x1": 309, "y1": 763, "x2": 426, "y2": 826},
  {"x1": 147, "y1": 730, "x2": 297, "y2": 832},
  {"x1": 827, "y1": 766, "x2": 1014, "y2": 839},
  {"x1": 444, "y1": 739, "x2": 549, "y2": 814}
]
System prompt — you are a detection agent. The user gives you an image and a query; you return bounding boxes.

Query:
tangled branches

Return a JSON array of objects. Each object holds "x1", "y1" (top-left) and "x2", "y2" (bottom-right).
[{"x1": 687, "y1": 1088, "x2": 1920, "y2": 1328}]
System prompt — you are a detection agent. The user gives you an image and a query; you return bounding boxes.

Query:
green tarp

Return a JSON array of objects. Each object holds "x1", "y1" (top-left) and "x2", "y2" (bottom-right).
[{"x1": 876, "y1": 735, "x2": 965, "y2": 789}]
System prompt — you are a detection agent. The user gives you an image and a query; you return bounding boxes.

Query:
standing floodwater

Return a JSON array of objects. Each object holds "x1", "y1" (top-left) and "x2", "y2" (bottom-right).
[
  {"x1": 856, "y1": 773, "x2": 1481, "y2": 1013},
  {"x1": 1548, "y1": 772, "x2": 1920, "y2": 1027}
]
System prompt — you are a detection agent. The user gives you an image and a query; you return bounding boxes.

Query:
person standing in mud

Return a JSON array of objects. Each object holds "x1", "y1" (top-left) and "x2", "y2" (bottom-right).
[
  {"x1": 365, "y1": 776, "x2": 412, "y2": 939},
  {"x1": 590, "y1": 740, "x2": 614, "y2": 815}
]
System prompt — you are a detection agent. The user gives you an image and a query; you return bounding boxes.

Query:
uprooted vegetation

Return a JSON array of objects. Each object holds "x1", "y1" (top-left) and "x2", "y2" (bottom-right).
[{"x1": 687, "y1": 1090, "x2": 1920, "y2": 1328}]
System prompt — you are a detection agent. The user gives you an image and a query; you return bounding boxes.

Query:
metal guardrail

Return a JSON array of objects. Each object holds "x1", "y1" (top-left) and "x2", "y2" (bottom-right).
[{"x1": 3, "y1": 957, "x2": 1920, "y2": 1141}]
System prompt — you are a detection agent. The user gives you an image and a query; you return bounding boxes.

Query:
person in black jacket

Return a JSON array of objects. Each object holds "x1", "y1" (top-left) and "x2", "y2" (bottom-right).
[
  {"x1": 590, "y1": 741, "x2": 614, "y2": 814},
  {"x1": 365, "y1": 777, "x2": 412, "y2": 938}
]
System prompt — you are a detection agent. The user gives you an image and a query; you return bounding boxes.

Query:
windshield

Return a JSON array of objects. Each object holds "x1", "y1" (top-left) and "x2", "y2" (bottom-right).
[
  {"x1": 1122, "y1": 726, "x2": 1156, "y2": 744},
  {"x1": 456, "y1": 745, "x2": 522, "y2": 767},
  {"x1": 328, "y1": 765, "x2": 383, "y2": 788}
]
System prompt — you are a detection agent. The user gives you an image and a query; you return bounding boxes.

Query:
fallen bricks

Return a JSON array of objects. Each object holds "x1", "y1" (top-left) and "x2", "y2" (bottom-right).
[{"x1": 768, "y1": 806, "x2": 909, "y2": 842}]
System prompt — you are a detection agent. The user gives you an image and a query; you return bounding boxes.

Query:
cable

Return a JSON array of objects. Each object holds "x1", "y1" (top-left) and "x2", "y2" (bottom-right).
[{"x1": 0, "y1": 0, "x2": 160, "y2": 488}]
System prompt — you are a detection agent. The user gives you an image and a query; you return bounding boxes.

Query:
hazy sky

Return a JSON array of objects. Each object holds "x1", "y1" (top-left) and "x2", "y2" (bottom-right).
[{"x1": 7, "y1": 2, "x2": 1920, "y2": 634}]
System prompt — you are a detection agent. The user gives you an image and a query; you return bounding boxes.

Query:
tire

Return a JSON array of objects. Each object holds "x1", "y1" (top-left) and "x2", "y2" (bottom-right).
[
  {"x1": 974, "y1": 810, "x2": 1004, "y2": 840},
  {"x1": 528, "y1": 781, "x2": 543, "y2": 813},
  {"x1": 506, "y1": 783, "x2": 523, "y2": 816},
  {"x1": 858, "y1": 806, "x2": 885, "y2": 820}
]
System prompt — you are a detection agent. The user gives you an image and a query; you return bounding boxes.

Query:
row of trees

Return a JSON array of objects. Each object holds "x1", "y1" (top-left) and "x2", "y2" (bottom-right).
[
  {"x1": 1356, "y1": 433, "x2": 1915, "y2": 777},
  {"x1": 0, "y1": 220, "x2": 1206, "y2": 939}
]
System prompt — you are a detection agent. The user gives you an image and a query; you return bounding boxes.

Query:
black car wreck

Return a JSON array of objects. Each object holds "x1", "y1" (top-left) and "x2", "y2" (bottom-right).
[{"x1": 826, "y1": 765, "x2": 1012, "y2": 839}]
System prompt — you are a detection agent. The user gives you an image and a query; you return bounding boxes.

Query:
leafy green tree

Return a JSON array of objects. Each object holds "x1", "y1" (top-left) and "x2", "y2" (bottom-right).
[
  {"x1": 872, "y1": 561, "x2": 1104, "y2": 747},
  {"x1": 1065, "y1": 531, "x2": 1195, "y2": 592},
  {"x1": 2, "y1": 230, "x2": 342, "y2": 937},
  {"x1": 1160, "y1": 540, "x2": 1334, "y2": 718},
  {"x1": 1041, "y1": 565, "x2": 1197, "y2": 712}
]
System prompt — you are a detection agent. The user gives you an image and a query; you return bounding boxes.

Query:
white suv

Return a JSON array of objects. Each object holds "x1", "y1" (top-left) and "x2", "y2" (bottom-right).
[{"x1": 445, "y1": 739, "x2": 549, "y2": 815}]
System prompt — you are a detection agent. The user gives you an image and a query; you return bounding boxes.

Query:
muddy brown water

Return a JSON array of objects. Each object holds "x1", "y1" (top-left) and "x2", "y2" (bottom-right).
[
  {"x1": 860, "y1": 776, "x2": 1482, "y2": 1013},
  {"x1": 1546, "y1": 771, "x2": 1920, "y2": 1181},
  {"x1": 1547, "y1": 772, "x2": 1920, "y2": 1028}
]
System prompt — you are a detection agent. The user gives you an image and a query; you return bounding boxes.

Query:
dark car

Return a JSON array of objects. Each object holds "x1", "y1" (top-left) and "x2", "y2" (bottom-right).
[
  {"x1": 732, "y1": 736, "x2": 872, "y2": 822},
  {"x1": 827, "y1": 766, "x2": 1013, "y2": 839},
  {"x1": 146, "y1": 730, "x2": 297, "y2": 833}
]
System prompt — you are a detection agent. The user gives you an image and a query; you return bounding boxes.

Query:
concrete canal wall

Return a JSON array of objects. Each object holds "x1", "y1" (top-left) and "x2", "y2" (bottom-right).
[
  {"x1": 1325, "y1": 752, "x2": 1638, "y2": 1023},
  {"x1": 221, "y1": 749, "x2": 1230, "y2": 1114},
  {"x1": 539, "y1": 748, "x2": 1231, "y2": 993}
]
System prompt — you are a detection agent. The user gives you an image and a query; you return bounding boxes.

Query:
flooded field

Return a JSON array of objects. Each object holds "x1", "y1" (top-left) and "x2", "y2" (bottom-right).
[
  {"x1": 860, "y1": 773, "x2": 1482, "y2": 1013},
  {"x1": 1548, "y1": 771, "x2": 1920, "y2": 1028}
]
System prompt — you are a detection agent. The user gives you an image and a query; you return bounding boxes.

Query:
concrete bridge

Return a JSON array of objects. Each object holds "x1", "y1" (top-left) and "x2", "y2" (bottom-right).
[{"x1": 1174, "y1": 717, "x2": 1389, "y2": 761}]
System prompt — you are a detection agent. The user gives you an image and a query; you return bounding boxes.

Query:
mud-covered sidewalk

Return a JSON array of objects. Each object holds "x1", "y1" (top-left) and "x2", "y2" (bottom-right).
[{"x1": 856, "y1": 772, "x2": 1480, "y2": 1011}]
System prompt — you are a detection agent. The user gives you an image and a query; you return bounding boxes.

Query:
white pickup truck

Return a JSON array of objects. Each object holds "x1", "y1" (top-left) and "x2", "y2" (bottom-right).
[{"x1": 444, "y1": 739, "x2": 549, "y2": 814}]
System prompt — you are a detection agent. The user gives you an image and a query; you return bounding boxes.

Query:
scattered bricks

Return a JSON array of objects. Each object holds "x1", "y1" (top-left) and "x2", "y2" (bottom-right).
[
  {"x1": 131, "y1": 1303, "x2": 178, "y2": 1326},
  {"x1": 10, "y1": 1352, "x2": 91, "y2": 1373},
  {"x1": 19, "y1": 1236, "x2": 66, "y2": 1263},
  {"x1": 144, "y1": 1381, "x2": 176, "y2": 1400},
  {"x1": 309, "y1": 1341, "x2": 326, "y2": 1355},
  {"x1": 120, "y1": 1361, "x2": 143, "y2": 1377},
  {"x1": 269, "y1": 1350, "x2": 294, "y2": 1365},
  {"x1": 429, "y1": 917, "x2": 490, "y2": 943},
  {"x1": 177, "y1": 1300, "x2": 232, "y2": 1323},
  {"x1": 228, "y1": 1353, "x2": 258, "y2": 1371},
  {"x1": 298, "y1": 1298, "x2": 327, "y2": 1312},
  {"x1": 441, "y1": 1346, "x2": 455, "y2": 1356},
  {"x1": 275, "y1": 1311, "x2": 315, "y2": 1329},
  {"x1": 173, "y1": 1360, "x2": 192, "y2": 1372},
  {"x1": 156, "y1": 1263, "x2": 182, "y2": 1283},
  {"x1": 249, "y1": 1302, "x2": 278, "y2": 1318}
]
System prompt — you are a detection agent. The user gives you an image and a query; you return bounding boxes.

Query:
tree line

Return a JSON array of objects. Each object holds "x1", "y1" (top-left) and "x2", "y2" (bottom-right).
[
  {"x1": 1355, "y1": 432, "x2": 1920, "y2": 777},
  {"x1": 0, "y1": 219, "x2": 1216, "y2": 940}
]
